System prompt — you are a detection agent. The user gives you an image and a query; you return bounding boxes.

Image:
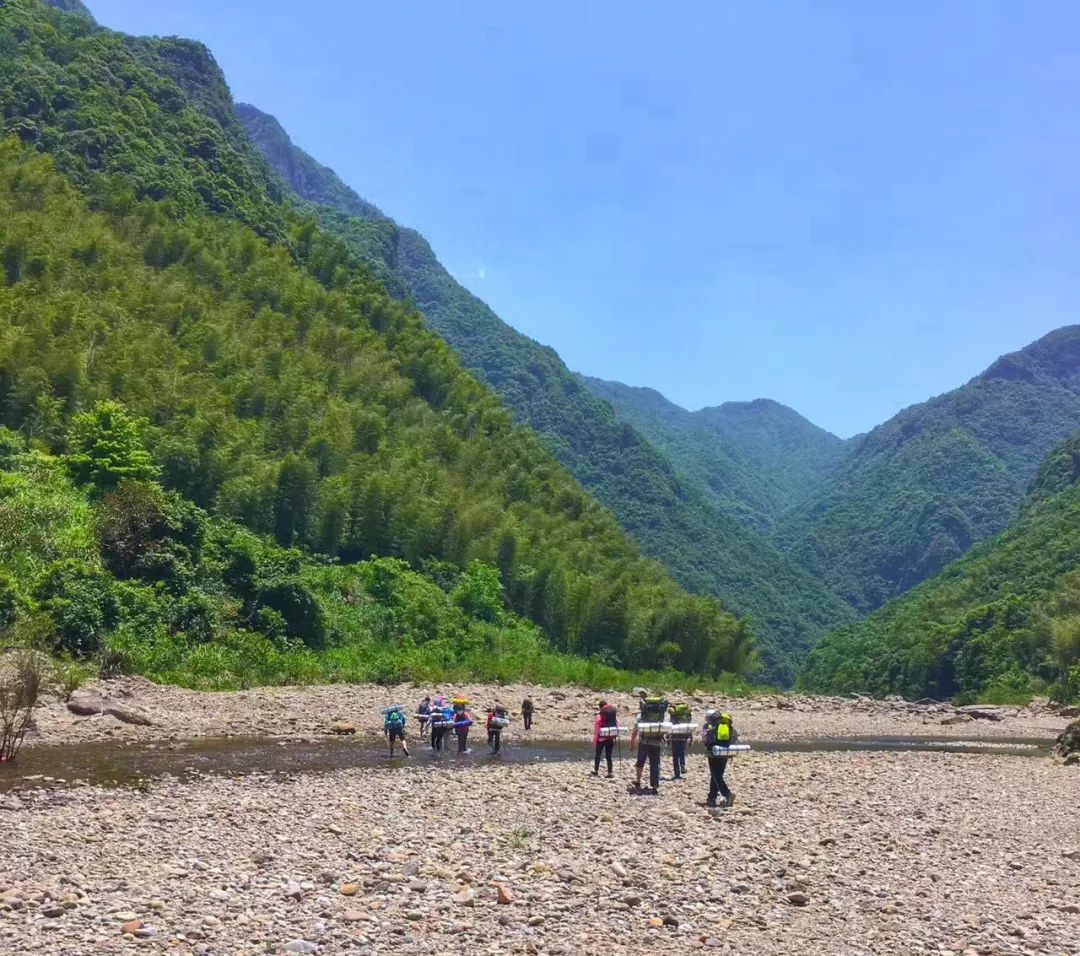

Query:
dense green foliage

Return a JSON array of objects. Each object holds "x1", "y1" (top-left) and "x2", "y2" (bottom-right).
[
  {"x1": 776, "y1": 327, "x2": 1080, "y2": 613},
  {"x1": 1, "y1": 0, "x2": 287, "y2": 236},
  {"x1": 238, "y1": 104, "x2": 856, "y2": 682},
  {"x1": 0, "y1": 131, "x2": 754, "y2": 678},
  {"x1": 0, "y1": 435, "x2": 757, "y2": 692},
  {"x1": 800, "y1": 432, "x2": 1080, "y2": 703},
  {"x1": 582, "y1": 380, "x2": 848, "y2": 532}
]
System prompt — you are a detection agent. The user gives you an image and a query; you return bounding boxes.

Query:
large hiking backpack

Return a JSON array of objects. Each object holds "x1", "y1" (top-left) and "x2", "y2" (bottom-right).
[
  {"x1": 638, "y1": 696, "x2": 669, "y2": 738},
  {"x1": 599, "y1": 704, "x2": 618, "y2": 727},
  {"x1": 384, "y1": 707, "x2": 406, "y2": 731},
  {"x1": 640, "y1": 696, "x2": 668, "y2": 723},
  {"x1": 704, "y1": 714, "x2": 733, "y2": 747},
  {"x1": 671, "y1": 703, "x2": 691, "y2": 722}
]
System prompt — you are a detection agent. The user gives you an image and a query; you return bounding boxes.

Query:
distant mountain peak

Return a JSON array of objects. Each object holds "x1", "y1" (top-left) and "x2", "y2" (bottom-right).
[{"x1": 41, "y1": 0, "x2": 95, "y2": 21}]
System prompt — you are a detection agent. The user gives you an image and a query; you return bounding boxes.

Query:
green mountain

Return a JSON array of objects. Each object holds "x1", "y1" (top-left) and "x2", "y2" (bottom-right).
[
  {"x1": 776, "y1": 326, "x2": 1080, "y2": 613},
  {"x1": 235, "y1": 103, "x2": 857, "y2": 682},
  {"x1": 800, "y1": 431, "x2": 1080, "y2": 702},
  {"x1": 581, "y1": 380, "x2": 847, "y2": 532},
  {"x1": 0, "y1": 0, "x2": 754, "y2": 680}
]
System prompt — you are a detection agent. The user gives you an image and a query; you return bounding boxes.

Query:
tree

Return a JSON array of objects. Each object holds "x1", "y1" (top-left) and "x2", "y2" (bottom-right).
[{"x1": 66, "y1": 401, "x2": 158, "y2": 491}]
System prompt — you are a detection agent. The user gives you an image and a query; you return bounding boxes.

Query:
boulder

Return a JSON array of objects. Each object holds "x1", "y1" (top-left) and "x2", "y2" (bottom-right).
[
  {"x1": 67, "y1": 690, "x2": 153, "y2": 726},
  {"x1": 328, "y1": 722, "x2": 356, "y2": 736},
  {"x1": 1054, "y1": 719, "x2": 1080, "y2": 761},
  {"x1": 956, "y1": 705, "x2": 1005, "y2": 721}
]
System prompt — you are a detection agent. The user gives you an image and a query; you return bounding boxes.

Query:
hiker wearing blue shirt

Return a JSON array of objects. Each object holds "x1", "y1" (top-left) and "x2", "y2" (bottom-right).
[{"x1": 383, "y1": 706, "x2": 410, "y2": 757}]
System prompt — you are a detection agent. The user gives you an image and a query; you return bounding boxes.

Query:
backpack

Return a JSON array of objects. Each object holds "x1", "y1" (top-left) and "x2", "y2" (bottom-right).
[
  {"x1": 599, "y1": 704, "x2": 618, "y2": 727},
  {"x1": 670, "y1": 703, "x2": 692, "y2": 722},
  {"x1": 385, "y1": 709, "x2": 405, "y2": 730},
  {"x1": 639, "y1": 696, "x2": 668, "y2": 723},
  {"x1": 704, "y1": 716, "x2": 733, "y2": 747}
]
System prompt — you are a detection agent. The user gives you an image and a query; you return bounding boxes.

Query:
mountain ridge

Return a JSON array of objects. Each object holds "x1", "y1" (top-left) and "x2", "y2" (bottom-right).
[{"x1": 236, "y1": 101, "x2": 858, "y2": 681}]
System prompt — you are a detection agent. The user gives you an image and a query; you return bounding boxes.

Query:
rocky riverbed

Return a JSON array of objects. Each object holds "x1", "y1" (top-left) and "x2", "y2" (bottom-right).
[
  {"x1": 2, "y1": 749, "x2": 1078, "y2": 956},
  {"x1": 26, "y1": 677, "x2": 1075, "y2": 748}
]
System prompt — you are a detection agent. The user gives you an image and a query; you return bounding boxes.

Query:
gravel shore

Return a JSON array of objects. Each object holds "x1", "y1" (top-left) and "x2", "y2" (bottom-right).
[
  {"x1": 27, "y1": 677, "x2": 1073, "y2": 747},
  {"x1": 2, "y1": 749, "x2": 1078, "y2": 955}
]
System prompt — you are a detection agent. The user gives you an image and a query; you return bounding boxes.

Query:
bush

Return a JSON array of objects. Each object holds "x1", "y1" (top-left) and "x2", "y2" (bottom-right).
[
  {"x1": 97, "y1": 480, "x2": 204, "y2": 584},
  {"x1": 34, "y1": 559, "x2": 118, "y2": 658},
  {"x1": 0, "y1": 649, "x2": 46, "y2": 762}
]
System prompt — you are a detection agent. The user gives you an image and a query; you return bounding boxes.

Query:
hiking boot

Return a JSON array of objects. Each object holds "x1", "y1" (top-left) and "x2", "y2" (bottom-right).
[
  {"x1": 649, "y1": 787, "x2": 659, "y2": 796},
  {"x1": 606, "y1": 771, "x2": 614, "y2": 778},
  {"x1": 590, "y1": 770, "x2": 599, "y2": 777}
]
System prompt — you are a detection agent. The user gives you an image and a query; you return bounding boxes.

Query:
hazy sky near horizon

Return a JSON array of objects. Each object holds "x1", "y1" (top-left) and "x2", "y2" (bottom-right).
[{"x1": 88, "y1": 0, "x2": 1080, "y2": 437}]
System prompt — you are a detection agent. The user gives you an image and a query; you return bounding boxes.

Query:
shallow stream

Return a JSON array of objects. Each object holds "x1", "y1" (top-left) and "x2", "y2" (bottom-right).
[{"x1": 0, "y1": 733, "x2": 1054, "y2": 792}]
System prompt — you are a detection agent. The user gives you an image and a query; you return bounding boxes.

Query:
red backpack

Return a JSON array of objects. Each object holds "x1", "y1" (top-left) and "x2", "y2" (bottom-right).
[{"x1": 599, "y1": 704, "x2": 618, "y2": 727}]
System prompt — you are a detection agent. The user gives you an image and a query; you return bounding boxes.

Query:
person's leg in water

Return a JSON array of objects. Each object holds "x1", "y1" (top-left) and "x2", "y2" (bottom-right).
[
  {"x1": 396, "y1": 728, "x2": 410, "y2": 757},
  {"x1": 431, "y1": 727, "x2": 442, "y2": 752}
]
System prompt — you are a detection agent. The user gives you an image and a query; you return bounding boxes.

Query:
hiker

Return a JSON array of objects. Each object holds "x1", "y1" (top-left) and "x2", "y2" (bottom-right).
[
  {"x1": 487, "y1": 703, "x2": 510, "y2": 754},
  {"x1": 383, "y1": 705, "x2": 410, "y2": 758},
  {"x1": 591, "y1": 700, "x2": 619, "y2": 777},
  {"x1": 630, "y1": 693, "x2": 668, "y2": 794},
  {"x1": 703, "y1": 709, "x2": 737, "y2": 808},
  {"x1": 430, "y1": 697, "x2": 451, "y2": 752},
  {"x1": 668, "y1": 701, "x2": 693, "y2": 779},
  {"x1": 521, "y1": 696, "x2": 534, "y2": 731},
  {"x1": 416, "y1": 695, "x2": 432, "y2": 741},
  {"x1": 451, "y1": 696, "x2": 473, "y2": 753}
]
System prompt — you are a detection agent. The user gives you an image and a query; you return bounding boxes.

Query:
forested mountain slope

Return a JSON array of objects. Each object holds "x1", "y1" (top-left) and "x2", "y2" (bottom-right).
[
  {"x1": 582, "y1": 379, "x2": 847, "y2": 532},
  {"x1": 236, "y1": 103, "x2": 856, "y2": 681},
  {"x1": 0, "y1": 0, "x2": 754, "y2": 678},
  {"x1": 800, "y1": 432, "x2": 1080, "y2": 702},
  {"x1": 775, "y1": 326, "x2": 1080, "y2": 613}
]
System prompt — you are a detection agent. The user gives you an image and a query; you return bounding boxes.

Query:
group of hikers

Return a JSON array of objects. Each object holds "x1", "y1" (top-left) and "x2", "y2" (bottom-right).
[
  {"x1": 380, "y1": 690, "x2": 740, "y2": 809},
  {"x1": 381, "y1": 695, "x2": 534, "y2": 756}
]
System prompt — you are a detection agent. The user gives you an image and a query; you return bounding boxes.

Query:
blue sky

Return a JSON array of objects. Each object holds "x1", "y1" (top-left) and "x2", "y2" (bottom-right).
[{"x1": 88, "y1": 0, "x2": 1080, "y2": 437}]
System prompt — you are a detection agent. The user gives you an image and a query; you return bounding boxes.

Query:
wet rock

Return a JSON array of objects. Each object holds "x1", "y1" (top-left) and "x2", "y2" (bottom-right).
[{"x1": 67, "y1": 690, "x2": 153, "y2": 725}]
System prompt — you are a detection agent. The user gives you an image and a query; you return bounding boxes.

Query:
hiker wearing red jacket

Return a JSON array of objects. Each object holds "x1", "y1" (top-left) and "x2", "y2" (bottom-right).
[{"x1": 591, "y1": 700, "x2": 618, "y2": 777}]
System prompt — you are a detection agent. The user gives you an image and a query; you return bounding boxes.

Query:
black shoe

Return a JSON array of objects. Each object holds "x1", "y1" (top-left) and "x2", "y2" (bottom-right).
[
  {"x1": 590, "y1": 770, "x2": 599, "y2": 776},
  {"x1": 606, "y1": 771, "x2": 614, "y2": 778},
  {"x1": 705, "y1": 800, "x2": 717, "y2": 808},
  {"x1": 649, "y1": 787, "x2": 659, "y2": 795}
]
